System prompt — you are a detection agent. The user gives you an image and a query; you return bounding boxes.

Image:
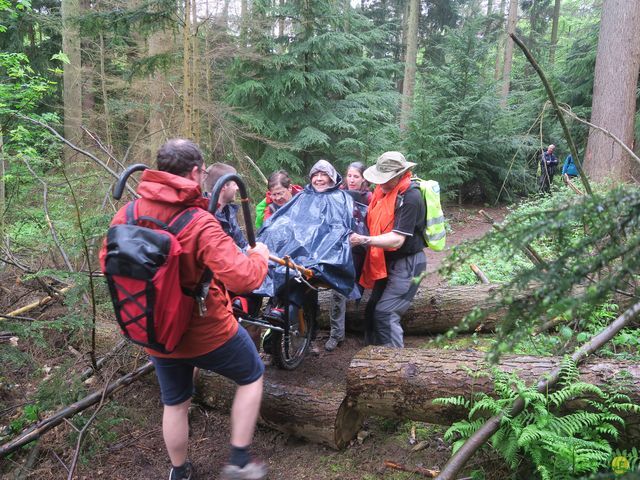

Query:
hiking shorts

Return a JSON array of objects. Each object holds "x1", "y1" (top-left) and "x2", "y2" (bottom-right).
[{"x1": 150, "y1": 326, "x2": 264, "y2": 406}]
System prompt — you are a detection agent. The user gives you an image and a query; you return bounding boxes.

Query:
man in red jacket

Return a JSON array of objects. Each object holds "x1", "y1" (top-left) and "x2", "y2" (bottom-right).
[{"x1": 101, "y1": 139, "x2": 270, "y2": 480}]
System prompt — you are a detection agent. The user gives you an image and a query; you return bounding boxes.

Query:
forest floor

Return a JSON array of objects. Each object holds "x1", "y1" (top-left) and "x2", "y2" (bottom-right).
[{"x1": 1, "y1": 205, "x2": 509, "y2": 480}]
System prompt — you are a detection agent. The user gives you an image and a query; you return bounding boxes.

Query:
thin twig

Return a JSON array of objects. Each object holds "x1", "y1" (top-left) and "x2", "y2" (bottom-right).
[
  {"x1": 22, "y1": 159, "x2": 74, "y2": 272},
  {"x1": 558, "y1": 104, "x2": 640, "y2": 168},
  {"x1": 61, "y1": 167, "x2": 98, "y2": 369},
  {"x1": 67, "y1": 370, "x2": 115, "y2": 480},
  {"x1": 81, "y1": 127, "x2": 127, "y2": 173},
  {"x1": 244, "y1": 155, "x2": 268, "y2": 185},
  {"x1": 15, "y1": 114, "x2": 136, "y2": 197}
]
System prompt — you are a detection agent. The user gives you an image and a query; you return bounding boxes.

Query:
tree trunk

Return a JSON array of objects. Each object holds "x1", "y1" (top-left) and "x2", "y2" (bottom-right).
[
  {"x1": 197, "y1": 372, "x2": 363, "y2": 450},
  {"x1": 316, "y1": 284, "x2": 503, "y2": 334},
  {"x1": 584, "y1": 0, "x2": 640, "y2": 183},
  {"x1": 549, "y1": 0, "x2": 561, "y2": 64},
  {"x1": 182, "y1": 0, "x2": 193, "y2": 138},
  {"x1": 147, "y1": 27, "x2": 172, "y2": 157},
  {"x1": 493, "y1": 0, "x2": 507, "y2": 81},
  {"x1": 62, "y1": 0, "x2": 82, "y2": 163},
  {"x1": 499, "y1": 0, "x2": 518, "y2": 106},
  {"x1": 347, "y1": 347, "x2": 640, "y2": 443},
  {"x1": 399, "y1": 0, "x2": 419, "y2": 131},
  {"x1": 0, "y1": 128, "x2": 4, "y2": 237}
]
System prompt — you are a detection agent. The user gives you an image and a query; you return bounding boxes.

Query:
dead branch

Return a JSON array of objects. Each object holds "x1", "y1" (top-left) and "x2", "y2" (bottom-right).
[
  {"x1": 15, "y1": 441, "x2": 41, "y2": 480},
  {"x1": 3, "y1": 286, "x2": 72, "y2": 319},
  {"x1": 80, "y1": 339, "x2": 128, "y2": 382},
  {"x1": 384, "y1": 460, "x2": 439, "y2": 478},
  {"x1": 469, "y1": 264, "x2": 490, "y2": 284},
  {"x1": 436, "y1": 300, "x2": 640, "y2": 480},
  {"x1": 557, "y1": 104, "x2": 640, "y2": 168},
  {"x1": 81, "y1": 127, "x2": 127, "y2": 173},
  {"x1": 244, "y1": 155, "x2": 268, "y2": 185},
  {"x1": 0, "y1": 361, "x2": 154, "y2": 458},
  {"x1": 67, "y1": 370, "x2": 115, "y2": 480},
  {"x1": 22, "y1": 159, "x2": 74, "y2": 272},
  {"x1": 15, "y1": 114, "x2": 136, "y2": 198},
  {"x1": 562, "y1": 174, "x2": 584, "y2": 195},
  {"x1": 0, "y1": 313, "x2": 37, "y2": 321}
]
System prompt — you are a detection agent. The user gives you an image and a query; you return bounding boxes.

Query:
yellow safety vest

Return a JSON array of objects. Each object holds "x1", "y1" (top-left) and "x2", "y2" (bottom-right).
[{"x1": 414, "y1": 178, "x2": 446, "y2": 251}]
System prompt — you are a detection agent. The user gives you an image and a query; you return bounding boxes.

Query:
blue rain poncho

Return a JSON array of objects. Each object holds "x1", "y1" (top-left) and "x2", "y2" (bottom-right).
[{"x1": 254, "y1": 177, "x2": 356, "y2": 298}]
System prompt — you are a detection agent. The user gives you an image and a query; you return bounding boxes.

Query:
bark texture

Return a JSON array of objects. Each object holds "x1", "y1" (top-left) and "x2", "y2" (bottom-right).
[
  {"x1": 197, "y1": 372, "x2": 363, "y2": 450},
  {"x1": 347, "y1": 347, "x2": 640, "y2": 442},
  {"x1": 62, "y1": 0, "x2": 82, "y2": 163},
  {"x1": 584, "y1": 0, "x2": 640, "y2": 182},
  {"x1": 499, "y1": 0, "x2": 518, "y2": 106},
  {"x1": 399, "y1": 0, "x2": 419, "y2": 131},
  {"x1": 317, "y1": 284, "x2": 503, "y2": 334}
]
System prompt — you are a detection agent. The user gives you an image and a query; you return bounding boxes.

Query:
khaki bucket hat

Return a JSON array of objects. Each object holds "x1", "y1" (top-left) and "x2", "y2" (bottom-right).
[{"x1": 363, "y1": 151, "x2": 416, "y2": 185}]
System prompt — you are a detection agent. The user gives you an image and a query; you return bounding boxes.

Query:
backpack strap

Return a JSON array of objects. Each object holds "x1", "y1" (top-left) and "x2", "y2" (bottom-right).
[{"x1": 126, "y1": 199, "x2": 172, "y2": 230}]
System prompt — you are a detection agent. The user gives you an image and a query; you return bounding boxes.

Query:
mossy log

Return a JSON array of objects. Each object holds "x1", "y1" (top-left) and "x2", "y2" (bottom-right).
[
  {"x1": 196, "y1": 371, "x2": 362, "y2": 450},
  {"x1": 347, "y1": 347, "x2": 640, "y2": 444}
]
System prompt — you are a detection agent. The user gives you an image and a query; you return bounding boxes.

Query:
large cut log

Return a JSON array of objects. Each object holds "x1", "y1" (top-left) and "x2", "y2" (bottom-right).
[
  {"x1": 196, "y1": 372, "x2": 362, "y2": 450},
  {"x1": 317, "y1": 284, "x2": 502, "y2": 334},
  {"x1": 317, "y1": 284, "x2": 635, "y2": 335},
  {"x1": 347, "y1": 347, "x2": 640, "y2": 443}
]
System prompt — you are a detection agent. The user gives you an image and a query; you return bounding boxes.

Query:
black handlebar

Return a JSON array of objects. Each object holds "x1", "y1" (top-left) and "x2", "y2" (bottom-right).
[
  {"x1": 113, "y1": 163, "x2": 147, "y2": 200},
  {"x1": 208, "y1": 173, "x2": 256, "y2": 248},
  {"x1": 112, "y1": 166, "x2": 256, "y2": 248}
]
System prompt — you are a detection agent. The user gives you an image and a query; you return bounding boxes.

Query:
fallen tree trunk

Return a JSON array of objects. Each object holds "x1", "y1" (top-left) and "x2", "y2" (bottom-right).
[
  {"x1": 197, "y1": 372, "x2": 362, "y2": 450},
  {"x1": 317, "y1": 284, "x2": 635, "y2": 335},
  {"x1": 317, "y1": 284, "x2": 502, "y2": 334},
  {"x1": 347, "y1": 347, "x2": 640, "y2": 443}
]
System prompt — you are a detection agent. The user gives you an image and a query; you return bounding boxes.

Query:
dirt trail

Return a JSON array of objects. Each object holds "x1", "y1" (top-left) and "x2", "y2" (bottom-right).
[{"x1": 3, "y1": 204, "x2": 509, "y2": 480}]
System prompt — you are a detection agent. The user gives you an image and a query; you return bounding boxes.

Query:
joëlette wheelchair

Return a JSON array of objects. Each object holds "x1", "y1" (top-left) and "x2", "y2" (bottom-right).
[{"x1": 114, "y1": 165, "x2": 317, "y2": 370}]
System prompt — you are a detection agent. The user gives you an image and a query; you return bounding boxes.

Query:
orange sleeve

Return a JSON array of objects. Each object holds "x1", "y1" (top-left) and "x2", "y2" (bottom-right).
[{"x1": 194, "y1": 215, "x2": 268, "y2": 294}]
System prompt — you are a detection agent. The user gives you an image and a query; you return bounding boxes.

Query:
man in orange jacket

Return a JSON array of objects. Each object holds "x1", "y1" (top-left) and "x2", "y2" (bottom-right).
[
  {"x1": 100, "y1": 139, "x2": 270, "y2": 480},
  {"x1": 350, "y1": 151, "x2": 427, "y2": 347}
]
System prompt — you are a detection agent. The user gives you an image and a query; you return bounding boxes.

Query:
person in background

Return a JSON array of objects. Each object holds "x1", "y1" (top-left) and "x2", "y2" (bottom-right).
[
  {"x1": 255, "y1": 170, "x2": 303, "y2": 229},
  {"x1": 350, "y1": 151, "x2": 427, "y2": 348},
  {"x1": 342, "y1": 161, "x2": 372, "y2": 205},
  {"x1": 561, "y1": 154, "x2": 579, "y2": 179},
  {"x1": 205, "y1": 163, "x2": 248, "y2": 250},
  {"x1": 326, "y1": 162, "x2": 371, "y2": 351},
  {"x1": 538, "y1": 144, "x2": 558, "y2": 194},
  {"x1": 101, "y1": 139, "x2": 270, "y2": 480}
]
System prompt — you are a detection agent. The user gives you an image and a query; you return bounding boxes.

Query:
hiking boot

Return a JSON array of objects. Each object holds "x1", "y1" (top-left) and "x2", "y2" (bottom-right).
[
  {"x1": 219, "y1": 460, "x2": 268, "y2": 480},
  {"x1": 264, "y1": 305, "x2": 286, "y2": 326},
  {"x1": 324, "y1": 337, "x2": 343, "y2": 352},
  {"x1": 169, "y1": 460, "x2": 194, "y2": 480}
]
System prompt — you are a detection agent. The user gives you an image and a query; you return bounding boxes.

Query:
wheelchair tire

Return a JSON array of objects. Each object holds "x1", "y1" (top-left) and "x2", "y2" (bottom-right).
[{"x1": 271, "y1": 289, "x2": 317, "y2": 370}]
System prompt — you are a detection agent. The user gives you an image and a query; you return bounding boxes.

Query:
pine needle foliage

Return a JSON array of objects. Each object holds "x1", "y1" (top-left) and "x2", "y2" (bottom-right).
[
  {"x1": 435, "y1": 358, "x2": 639, "y2": 479},
  {"x1": 403, "y1": 17, "x2": 537, "y2": 202},
  {"x1": 442, "y1": 183, "x2": 640, "y2": 363},
  {"x1": 225, "y1": 0, "x2": 400, "y2": 174}
]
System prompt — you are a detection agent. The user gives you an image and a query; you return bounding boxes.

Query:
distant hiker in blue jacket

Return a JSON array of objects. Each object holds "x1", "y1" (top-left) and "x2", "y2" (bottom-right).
[{"x1": 561, "y1": 154, "x2": 579, "y2": 179}]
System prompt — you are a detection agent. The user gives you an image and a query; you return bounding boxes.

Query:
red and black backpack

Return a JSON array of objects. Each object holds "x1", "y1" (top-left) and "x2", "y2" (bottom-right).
[{"x1": 101, "y1": 200, "x2": 210, "y2": 353}]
